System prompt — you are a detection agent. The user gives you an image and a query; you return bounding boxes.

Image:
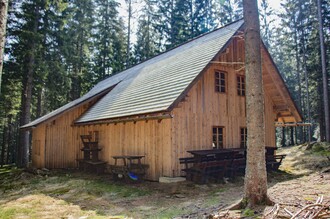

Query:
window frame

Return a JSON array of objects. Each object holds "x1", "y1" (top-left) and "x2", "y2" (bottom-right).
[
  {"x1": 215, "y1": 70, "x2": 227, "y2": 93},
  {"x1": 237, "y1": 74, "x2": 245, "y2": 96},
  {"x1": 240, "y1": 127, "x2": 247, "y2": 148},
  {"x1": 212, "y1": 126, "x2": 225, "y2": 149}
]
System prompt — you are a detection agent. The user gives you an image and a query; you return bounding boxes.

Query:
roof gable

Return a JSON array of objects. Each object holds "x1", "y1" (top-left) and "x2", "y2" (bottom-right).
[
  {"x1": 21, "y1": 20, "x2": 248, "y2": 128},
  {"x1": 75, "y1": 20, "x2": 244, "y2": 124}
]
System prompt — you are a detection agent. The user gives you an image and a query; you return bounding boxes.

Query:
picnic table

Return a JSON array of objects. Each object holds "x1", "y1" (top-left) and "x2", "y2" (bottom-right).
[
  {"x1": 182, "y1": 148, "x2": 245, "y2": 183},
  {"x1": 180, "y1": 146, "x2": 285, "y2": 183},
  {"x1": 110, "y1": 155, "x2": 147, "y2": 181}
]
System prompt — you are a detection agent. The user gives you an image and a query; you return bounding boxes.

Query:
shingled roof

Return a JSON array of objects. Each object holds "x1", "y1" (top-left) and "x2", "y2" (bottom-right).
[{"x1": 21, "y1": 20, "x2": 244, "y2": 128}]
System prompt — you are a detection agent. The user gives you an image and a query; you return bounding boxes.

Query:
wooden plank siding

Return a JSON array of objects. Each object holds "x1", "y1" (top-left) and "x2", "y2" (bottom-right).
[
  {"x1": 31, "y1": 37, "x2": 279, "y2": 181},
  {"x1": 170, "y1": 38, "x2": 277, "y2": 176},
  {"x1": 31, "y1": 102, "x2": 173, "y2": 180}
]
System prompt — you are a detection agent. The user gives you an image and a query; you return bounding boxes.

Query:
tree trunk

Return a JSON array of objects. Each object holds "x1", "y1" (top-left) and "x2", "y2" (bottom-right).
[
  {"x1": 290, "y1": 127, "x2": 294, "y2": 145},
  {"x1": 126, "y1": 0, "x2": 131, "y2": 67},
  {"x1": 243, "y1": 0, "x2": 268, "y2": 206},
  {"x1": 0, "y1": 0, "x2": 9, "y2": 94},
  {"x1": 18, "y1": 5, "x2": 40, "y2": 168},
  {"x1": 298, "y1": 3, "x2": 312, "y2": 144},
  {"x1": 293, "y1": 17, "x2": 303, "y2": 143},
  {"x1": 281, "y1": 127, "x2": 286, "y2": 147},
  {"x1": 1, "y1": 123, "x2": 7, "y2": 167},
  {"x1": 317, "y1": 0, "x2": 330, "y2": 142},
  {"x1": 6, "y1": 115, "x2": 12, "y2": 164},
  {"x1": 36, "y1": 87, "x2": 43, "y2": 118}
]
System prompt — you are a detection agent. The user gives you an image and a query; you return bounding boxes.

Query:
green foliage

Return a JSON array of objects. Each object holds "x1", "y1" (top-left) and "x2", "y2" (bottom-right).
[
  {"x1": 242, "y1": 208, "x2": 255, "y2": 217},
  {"x1": 83, "y1": 179, "x2": 150, "y2": 198},
  {"x1": 312, "y1": 143, "x2": 330, "y2": 158},
  {"x1": 0, "y1": 206, "x2": 37, "y2": 219}
]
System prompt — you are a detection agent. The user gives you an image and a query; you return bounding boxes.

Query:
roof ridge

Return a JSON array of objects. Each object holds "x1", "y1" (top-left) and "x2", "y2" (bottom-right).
[{"x1": 91, "y1": 19, "x2": 244, "y2": 88}]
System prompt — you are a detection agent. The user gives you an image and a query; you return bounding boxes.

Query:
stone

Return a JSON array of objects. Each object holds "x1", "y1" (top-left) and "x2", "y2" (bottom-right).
[{"x1": 159, "y1": 177, "x2": 186, "y2": 183}]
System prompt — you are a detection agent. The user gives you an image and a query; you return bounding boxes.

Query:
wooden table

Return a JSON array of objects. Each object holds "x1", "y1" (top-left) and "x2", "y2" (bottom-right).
[
  {"x1": 110, "y1": 155, "x2": 146, "y2": 180},
  {"x1": 184, "y1": 148, "x2": 246, "y2": 183},
  {"x1": 187, "y1": 149, "x2": 241, "y2": 162}
]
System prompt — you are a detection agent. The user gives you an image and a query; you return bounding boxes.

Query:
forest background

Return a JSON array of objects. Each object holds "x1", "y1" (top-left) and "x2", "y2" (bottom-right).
[{"x1": 0, "y1": 0, "x2": 329, "y2": 166}]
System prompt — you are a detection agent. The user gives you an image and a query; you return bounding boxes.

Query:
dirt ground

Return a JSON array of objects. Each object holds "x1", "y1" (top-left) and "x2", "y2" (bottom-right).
[{"x1": 0, "y1": 144, "x2": 329, "y2": 219}]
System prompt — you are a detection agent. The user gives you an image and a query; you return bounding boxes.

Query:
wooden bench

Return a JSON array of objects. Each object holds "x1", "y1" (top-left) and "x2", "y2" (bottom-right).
[
  {"x1": 266, "y1": 154, "x2": 286, "y2": 170},
  {"x1": 179, "y1": 157, "x2": 195, "y2": 171},
  {"x1": 189, "y1": 160, "x2": 229, "y2": 184},
  {"x1": 77, "y1": 159, "x2": 107, "y2": 174},
  {"x1": 226, "y1": 158, "x2": 246, "y2": 178}
]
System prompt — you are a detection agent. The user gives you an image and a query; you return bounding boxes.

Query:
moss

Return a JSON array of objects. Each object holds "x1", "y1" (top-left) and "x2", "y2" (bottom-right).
[
  {"x1": 242, "y1": 208, "x2": 255, "y2": 217},
  {"x1": 0, "y1": 206, "x2": 36, "y2": 219},
  {"x1": 83, "y1": 179, "x2": 150, "y2": 198}
]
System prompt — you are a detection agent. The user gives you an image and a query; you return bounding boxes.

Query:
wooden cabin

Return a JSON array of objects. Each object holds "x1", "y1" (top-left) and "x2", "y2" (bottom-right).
[{"x1": 22, "y1": 20, "x2": 302, "y2": 181}]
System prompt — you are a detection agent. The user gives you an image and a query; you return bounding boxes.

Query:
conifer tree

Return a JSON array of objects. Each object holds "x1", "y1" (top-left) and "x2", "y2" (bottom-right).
[
  {"x1": 0, "y1": 0, "x2": 9, "y2": 93},
  {"x1": 134, "y1": 0, "x2": 158, "y2": 63},
  {"x1": 65, "y1": 0, "x2": 94, "y2": 100}
]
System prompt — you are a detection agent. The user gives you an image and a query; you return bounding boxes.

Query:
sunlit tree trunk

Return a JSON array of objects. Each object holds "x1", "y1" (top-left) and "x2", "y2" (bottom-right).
[
  {"x1": 0, "y1": 0, "x2": 9, "y2": 93},
  {"x1": 126, "y1": 0, "x2": 132, "y2": 67},
  {"x1": 18, "y1": 5, "x2": 40, "y2": 168},
  {"x1": 317, "y1": 0, "x2": 330, "y2": 142},
  {"x1": 243, "y1": 0, "x2": 268, "y2": 206}
]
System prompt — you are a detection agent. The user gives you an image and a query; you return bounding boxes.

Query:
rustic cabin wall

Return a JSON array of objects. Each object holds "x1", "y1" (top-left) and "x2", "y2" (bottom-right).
[
  {"x1": 44, "y1": 102, "x2": 92, "y2": 169},
  {"x1": 36, "y1": 98, "x2": 172, "y2": 180},
  {"x1": 84, "y1": 119, "x2": 172, "y2": 180},
  {"x1": 31, "y1": 123, "x2": 46, "y2": 167},
  {"x1": 171, "y1": 38, "x2": 277, "y2": 176}
]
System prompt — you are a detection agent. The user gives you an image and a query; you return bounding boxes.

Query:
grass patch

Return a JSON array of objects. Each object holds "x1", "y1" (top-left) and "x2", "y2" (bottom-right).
[
  {"x1": 155, "y1": 206, "x2": 187, "y2": 219},
  {"x1": 83, "y1": 179, "x2": 150, "y2": 198},
  {"x1": 242, "y1": 208, "x2": 255, "y2": 217},
  {"x1": 0, "y1": 206, "x2": 36, "y2": 219},
  {"x1": 43, "y1": 187, "x2": 71, "y2": 196}
]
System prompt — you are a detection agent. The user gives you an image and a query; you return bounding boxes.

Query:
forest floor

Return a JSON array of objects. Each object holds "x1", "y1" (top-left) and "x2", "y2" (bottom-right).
[{"x1": 0, "y1": 143, "x2": 329, "y2": 219}]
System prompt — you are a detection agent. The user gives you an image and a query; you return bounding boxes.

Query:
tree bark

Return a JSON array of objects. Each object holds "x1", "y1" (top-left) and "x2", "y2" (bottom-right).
[
  {"x1": 1, "y1": 123, "x2": 7, "y2": 167},
  {"x1": 317, "y1": 0, "x2": 330, "y2": 142},
  {"x1": 0, "y1": 0, "x2": 9, "y2": 94},
  {"x1": 298, "y1": 3, "x2": 311, "y2": 144},
  {"x1": 281, "y1": 127, "x2": 286, "y2": 147},
  {"x1": 126, "y1": 0, "x2": 132, "y2": 67},
  {"x1": 243, "y1": 0, "x2": 268, "y2": 206},
  {"x1": 6, "y1": 115, "x2": 12, "y2": 164},
  {"x1": 290, "y1": 127, "x2": 294, "y2": 145},
  {"x1": 18, "y1": 5, "x2": 40, "y2": 168}
]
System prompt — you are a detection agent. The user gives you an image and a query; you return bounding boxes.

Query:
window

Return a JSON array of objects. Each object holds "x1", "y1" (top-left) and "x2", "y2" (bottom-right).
[
  {"x1": 215, "y1": 71, "x2": 226, "y2": 93},
  {"x1": 237, "y1": 75, "x2": 245, "y2": 96},
  {"x1": 212, "y1": 127, "x2": 224, "y2": 149},
  {"x1": 240, "y1": 127, "x2": 247, "y2": 148}
]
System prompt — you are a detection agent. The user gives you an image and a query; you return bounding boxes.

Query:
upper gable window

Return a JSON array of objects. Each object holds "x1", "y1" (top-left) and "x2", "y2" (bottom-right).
[
  {"x1": 237, "y1": 75, "x2": 245, "y2": 96},
  {"x1": 215, "y1": 71, "x2": 226, "y2": 93}
]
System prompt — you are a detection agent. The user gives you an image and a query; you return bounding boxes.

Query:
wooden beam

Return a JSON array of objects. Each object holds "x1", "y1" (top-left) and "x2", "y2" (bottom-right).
[
  {"x1": 74, "y1": 114, "x2": 173, "y2": 126},
  {"x1": 209, "y1": 61, "x2": 244, "y2": 65},
  {"x1": 275, "y1": 122, "x2": 312, "y2": 127}
]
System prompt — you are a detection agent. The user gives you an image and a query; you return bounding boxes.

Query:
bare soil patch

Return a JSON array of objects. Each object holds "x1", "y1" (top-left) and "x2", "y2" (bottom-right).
[{"x1": 0, "y1": 144, "x2": 329, "y2": 219}]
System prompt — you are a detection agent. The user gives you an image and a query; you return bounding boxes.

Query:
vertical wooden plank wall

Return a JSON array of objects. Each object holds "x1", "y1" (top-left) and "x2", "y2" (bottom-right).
[
  {"x1": 31, "y1": 99, "x2": 172, "y2": 180},
  {"x1": 31, "y1": 37, "x2": 279, "y2": 180},
  {"x1": 92, "y1": 119, "x2": 172, "y2": 180},
  {"x1": 31, "y1": 123, "x2": 46, "y2": 167},
  {"x1": 171, "y1": 38, "x2": 277, "y2": 176}
]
